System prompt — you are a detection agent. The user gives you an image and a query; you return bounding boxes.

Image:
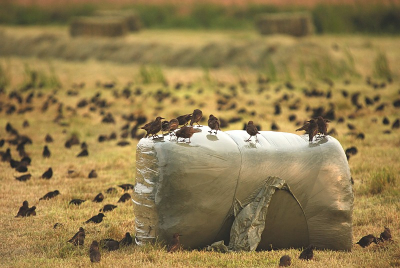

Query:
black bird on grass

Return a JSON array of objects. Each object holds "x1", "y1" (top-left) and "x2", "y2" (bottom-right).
[
  {"x1": 380, "y1": 227, "x2": 392, "y2": 242},
  {"x1": 15, "y1": 173, "x2": 31, "y2": 182},
  {"x1": 45, "y1": 134, "x2": 53, "y2": 143},
  {"x1": 15, "y1": 201, "x2": 29, "y2": 217},
  {"x1": 118, "y1": 184, "x2": 134, "y2": 191},
  {"x1": 279, "y1": 255, "x2": 292, "y2": 267},
  {"x1": 356, "y1": 234, "x2": 377, "y2": 248},
  {"x1": 167, "y1": 233, "x2": 182, "y2": 253},
  {"x1": 299, "y1": 244, "x2": 314, "y2": 261},
  {"x1": 176, "y1": 114, "x2": 192, "y2": 126},
  {"x1": 89, "y1": 241, "x2": 101, "y2": 263},
  {"x1": 39, "y1": 190, "x2": 60, "y2": 200},
  {"x1": 176, "y1": 126, "x2": 200, "y2": 143},
  {"x1": 77, "y1": 149, "x2": 88, "y2": 157},
  {"x1": 25, "y1": 206, "x2": 36, "y2": 217},
  {"x1": 245, "y1": 121, "x2": 260, "y2": 142},
  {"x1": 141, "y1": 116, "x2": 164, "y2": 138},
  {"x1": 69, "y1": 199, "x2": 86, "y2": 206},
  {"x1": 68, "y1": 227, "x2": 85, "y2": 246},
  {"x1": 208, "y1": 115, "x2": 220, "y2": 134},
  {"x1": 41, "y1": 167, "x2": 53, "y2": 179},
  {"x1": 119, "y1": 232, "x2": 133, "y2": 246},
  {"x1": 85, "y1": 213, "x2": 105, "y2": 224},
  {"x1": 100, "y1": 204, "x2": 117, "y2": 212},
  {"x1": 88, "y1": 170, "x2": 97, "y2": 178},
  {"x1": 190, "y1": 109, "x2": 203, "y2": 127},
  {"x1": 42, "y1": 145, "x2": 51, "y2": 158},
  {"x1": 15, "y1": 165, "x2": 28, "y2": 173},
  {"x1": 100, "y1": 239, "x2": 119, "y2": 251},
  {"x1": 106, "y1": 187, "x2": 117, "y2": 194},
  {"x1": 1, "y1": 148, "x2": 11, "y2": 162},
  {"x1": 93, "y1": 193, "x2": 104, "y2": 203},
  {"x1": 118, "y1": 193, "x2": 131, "y2": 203}
]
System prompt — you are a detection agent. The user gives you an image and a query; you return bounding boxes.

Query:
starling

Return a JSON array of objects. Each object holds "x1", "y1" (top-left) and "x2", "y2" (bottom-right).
[
  {"x1": 39, "y1": 190, "x2": 60, "y2": 200},
  {"x1": 106, "y1": 187, "x2": 117, "y2": 194},
  {"x1": 15, "y1": 200, "x2": 29, "y2": 217},
  {"x1": 81, "y1": 142, "x2": 88, "y2": 150},
  {"x1": 316, "y1": 116, "x2": 330, "y2": 136},
  {"x1": 168, "y1": 119, "x2": 179, "y2": 133},
  {"x1": 69, "y1": 199, "x2": 86, "y2": 205},
  {"x1": 119, "y1": 232, "x2": 133, "y2": 246},
  {"x1": 1, "y1": 148, "x2": 11, "y2": 162},
  {"x1": 42, "y1": 145, "x2": 51, "y2": 158},
  {"x1": 190, "y1": 109, "x2": 203, "y2": 127},
  {"x1": 93, "y1": 193, "x2": 104, "y2": 203},
  {"x1": 118, "y1": 184, "x2": 134, "y2": 191},
  {"x1": 208, "y1": 114, "x2": 221, "y2": 134},
  {"x1": 25, "y1": 206, "x2": 36, "y2": 217},
  {"x1": 100, "y1": 204, "x2": 117, "y2": 212},
  {"x1": 68, "y1": 227, "x2": 85, "y2": 246},
  {"x1": 100, "y1": 239, "x2": 119, "y2": 251},
  {"x1": 176, "y1": 114, "x2": 192, "y2": 126},
  {"x1": 175, "y1": 126, "x2": 200, "y2": 143},
  {"x1": 15, "y1": 165, "x2": 28, "y2": 173},
  {"x1": 167, "y1": 233, "x2": 182, "y2": 253},
  {"x1": 15, "y1": 173, "x2": 31, "y2": 182},
  {"x1": 88, "y1": 170, "x2": 97, "y2": 178},
  {"x1": 300, "y1": 119, "x2": 318, "y2": 142},
  {"x1": 85, "y1": 213, "x2": 105, "y2": 224},
  {"x1": 141, "y1": 116, "x2": 164, "y2": 138},
  {"x1": 41, "y1": 167, "x2": 53, "y2": 179},
  {"x1": 380, "y1": 227, "x2": 392, "y2": 242},
  {"x1": 279, "y1": 255, "x2": 292, "y2": 267},
  {"x1": 356, "y1": 234, "x2": 377, "y2": 248},
  {"x1": 299, "y1": 244, "x2": 314, "y2": 260},
  {"x1": 161, "y1": 120, "x2": 171, "y2": 135},
  {"x1": 45, "y1": 134, "x2": 53, "y2": 143},
  {"x1": 89, "y1": 241, "x2": 101, "y2": 263},
  {"x1": 77, "y1": 149, "x2": 88, "y2": 157},
  {"x1": 20, "y1": 156, "x2": 31, "y2": 166},
  {"x1": 117, "y1": 193, "x2": 131, "y2": 203},
  {"x1": 245, "y1": 121, "x2": 260, "y2": 142}
]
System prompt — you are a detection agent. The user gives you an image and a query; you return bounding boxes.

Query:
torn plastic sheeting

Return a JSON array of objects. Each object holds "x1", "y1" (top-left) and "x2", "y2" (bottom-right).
[{"x1": 133, "y1": 127, "x2": 353, "y2": 250}]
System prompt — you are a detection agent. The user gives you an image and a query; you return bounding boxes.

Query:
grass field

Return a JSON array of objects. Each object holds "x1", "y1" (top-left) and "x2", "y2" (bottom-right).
[{"x1": 1, "y1": 27, "x2": 400, "y2": 267}]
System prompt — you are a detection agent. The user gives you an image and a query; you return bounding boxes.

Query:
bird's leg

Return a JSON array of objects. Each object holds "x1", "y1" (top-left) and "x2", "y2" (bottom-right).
[
  {"x1": 208, "y1": 130, "x2": 212, "y2": 134},
  {"x1": 187, "y1": 138, "x2": 191, "y2": 143},
  {"x1": 245, "y1": 136, "x2": 252, "y2": 142}
]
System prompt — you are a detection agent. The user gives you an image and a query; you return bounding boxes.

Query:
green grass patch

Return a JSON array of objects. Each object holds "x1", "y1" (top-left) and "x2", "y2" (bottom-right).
[{"x1": 369, "y1": 168, "x2": 397, "y2": 195}]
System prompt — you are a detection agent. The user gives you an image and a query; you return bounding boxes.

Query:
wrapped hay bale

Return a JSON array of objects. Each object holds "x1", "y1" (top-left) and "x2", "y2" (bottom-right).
[
  {"x1": 70, "y1": 17, "x2": 128, "y2": 37},
  {"x1": 94, "y1": 10, "x2": 142, "y2": 32},
  {"x1": 256, "y1": 12, "x2": 314, "y2": 37},
  {"x1": 133, "y1": 127, "x2": 353, "y2": 251}
]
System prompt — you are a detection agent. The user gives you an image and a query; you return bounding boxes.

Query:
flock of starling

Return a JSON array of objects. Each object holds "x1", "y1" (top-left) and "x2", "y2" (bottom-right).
[{"x1": 1, "y1": 72, "x2": 399, "y2": 265}]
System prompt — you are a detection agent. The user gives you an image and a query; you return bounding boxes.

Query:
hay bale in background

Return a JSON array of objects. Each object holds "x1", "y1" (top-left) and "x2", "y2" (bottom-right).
[
  {"x1": 70, "y1": 17, "x2": 128, "y2": 38},
  {"x1": 256, "y1": 12, "x2": 314, "y2": 37},
  {"x1": 94, "y1": 10, "x2": 142, "y2": 32}
]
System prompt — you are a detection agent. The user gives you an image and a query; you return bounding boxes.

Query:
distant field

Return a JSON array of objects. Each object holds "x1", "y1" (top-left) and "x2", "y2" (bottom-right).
[{"x1": 0, "y1": 29, "x2": 400, "y2": 267}]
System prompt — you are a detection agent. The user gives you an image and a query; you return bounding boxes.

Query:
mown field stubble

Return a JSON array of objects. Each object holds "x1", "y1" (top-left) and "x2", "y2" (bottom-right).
[{"x1": 1, "y1": 28, "x2": 400, "y2": 267}]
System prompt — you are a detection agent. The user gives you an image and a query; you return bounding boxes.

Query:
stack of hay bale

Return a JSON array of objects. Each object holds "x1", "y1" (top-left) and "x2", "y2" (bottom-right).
[
  {"x1": 256, "y1": 12, "x2": 314, "y2": 37},
  {"x1": 70, "y1": 10, "x2": 141, "y2": 38}
]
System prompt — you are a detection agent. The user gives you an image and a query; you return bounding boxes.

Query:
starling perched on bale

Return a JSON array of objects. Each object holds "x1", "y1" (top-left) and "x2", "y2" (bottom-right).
[
  {"x1": 208, "y1": 115, "x2": 221, "y2": 134},
  {"x1": 15, "y1": 201, "x2": 29, "y2": 217},
  {"x1": 279, "y1": 255, "x2": 292, "y2": 267},
  {"x1": 85, "y1": 213, "x2": 105, "y2": 224},
  {"x1": 297, "y1": 119, "x2": 318, "y2": 142},
  {"x1": 356, "y1": 234, "x2": 377, "y2": 248},
  {"x1": 167, "y1": 118, "x2": 180, "y2": 140},
  {"x1": 89, "y1": 241, "x2": 101, "y2": 263},
  {"x1": 68, "y1": 227, "x2": 85, "y2": 246},
  {"x1": 190, "y1": 109, "x2": 203, "y2": 127},
  {"x1": 161, "y1": 120, "x2": 170, "y2": 135},
  {"x1": 119, "y1": 232, "x2": 133, "y2": 246},
  {"x1": 316, "y1": 116, "x2": 330, "y2": 136},
  {"x1": 167, "y1": 233, "x2": 182, "y2": 253},
  {"x1": 141, "y1": 116, "x2": 164, "y2": 138},
  {"x1": 380, "y1": 227, "x2": 392, "y2": 242},
  {"x1": 299, "y1": 244, "x2": 314, "y2": 260},
  {"x1": 41, "y1": 167, "x2": 53, "y2": 179},
  {"x1": 245, "y1": 121, "x2": 260, "y2": 142},
  {"x1": 176, "y1": 126, "x2": 200, "y2": 143},
  {"x1": 176, "y1": 114, "x2": 192, "y2": 126},
  {"x1": 39, "y1": 190, "x2": 60, "y2": 200}
]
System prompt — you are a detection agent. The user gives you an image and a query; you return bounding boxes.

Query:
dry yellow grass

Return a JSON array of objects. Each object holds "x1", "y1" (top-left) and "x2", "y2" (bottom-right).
[{"x1": 1, "y1": 31, "x2": 400, "y2": 267}]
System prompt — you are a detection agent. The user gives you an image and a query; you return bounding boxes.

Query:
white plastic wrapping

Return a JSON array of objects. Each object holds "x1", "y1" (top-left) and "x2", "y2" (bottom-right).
[{"x1": 133, "y1": 127, "x2": 353, "y2": 251}]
